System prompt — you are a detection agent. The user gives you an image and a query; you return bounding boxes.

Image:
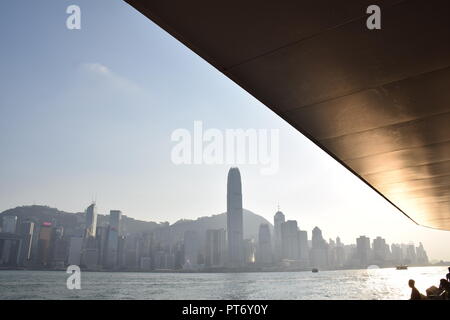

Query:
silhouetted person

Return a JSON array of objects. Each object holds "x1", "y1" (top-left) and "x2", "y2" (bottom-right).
[
  {"x1": 409, "y1": 279, "x2": 421, "y2": 300},
  {"x1": 439, "y1": 279, "x2": 450, "y2": 299},
  {"x1": 446, "y1": 267, "x2": 450, "y2": 282}
]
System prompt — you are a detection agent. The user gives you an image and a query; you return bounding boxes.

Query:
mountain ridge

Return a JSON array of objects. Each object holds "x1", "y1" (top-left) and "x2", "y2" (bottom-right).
[{"x1": 0, "y1": 205, "x2": 273, "y2": 241}]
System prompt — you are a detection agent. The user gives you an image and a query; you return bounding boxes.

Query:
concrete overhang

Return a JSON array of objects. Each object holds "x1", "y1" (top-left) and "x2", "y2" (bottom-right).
[{"x1": 124, "y1": 0, "x2": 450, "y2": 230}]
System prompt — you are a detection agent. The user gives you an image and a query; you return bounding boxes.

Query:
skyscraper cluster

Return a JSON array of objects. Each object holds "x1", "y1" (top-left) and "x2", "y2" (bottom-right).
[
  {"x1": 252, "y1": 212, "x2": 430, "y2": 270},
  {"x1": 0, "y1": 168, "x2": 430, "y2": 271},
  {"x1": 0, "y1": 204, "x2": 130, "y2": 270},
  {"x1": 222, "y1": 168, "x2": 430, "y2": 270},
  {"x1": 210, "y1": 167, "x2": 430, "y2": 270}
]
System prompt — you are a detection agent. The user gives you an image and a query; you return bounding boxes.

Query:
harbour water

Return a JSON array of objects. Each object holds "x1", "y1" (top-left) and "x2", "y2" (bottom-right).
[{"x1": 0, "y1": 266, "x2": 447, "y2": 300}]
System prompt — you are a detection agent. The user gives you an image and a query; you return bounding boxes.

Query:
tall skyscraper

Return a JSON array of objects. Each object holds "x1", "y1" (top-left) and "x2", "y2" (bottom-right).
[
  {"x1": 18, "y1": 221, "x2": 34, "y2": 266},
  {"x1": 96, "y1": 226, "x2": 109, "y2": 267},
  {"x1": 257, "y1": 224, "x2": 272, "y2": 265},
  {"x1": 85, "y1": 203, "x2": 97, "y2": 238},
  {"x1": 298, "y1": 230, "x2": 309, "y2": 267},
  {"x1": 205, "y1": 229, "x2": 226, "y2": 267},
  {"x1": 183, "y1": 230, "x2": 200, "y2": 269},
  {"x1": 110, "y1": 210, "x2": 122, "y2": 234},
  {"x1": 311, "y1": 227, "x2": 329, "y2": 269},
  {"x1": 356, "y1": 236, "x2": 371, "y2": 267},
  {"x1": 106, "y1": 210, "x2": 122, "y2": 269},
  {"x1": 405, "y1": 243, "x2": 417, "y2": 264},
  {"x1": 335, "y1": 237, "x2": 345, "y2": 268},
  {"x1": 416, "y1": 242, "x2": 429, "y2": 265},
  {"x1": 37, "y1": 223, "x2": 53, "y2": 266},
  {"x1": 391, "y1": 243, "x2": 403, "y2": 265},
  {"x1": 273, "y1": 210, "x2": 285, "y2": 261},
  {"x1": 372, "y1": 236, "x2": 389, "y2": 264},
  {"x1": 226, "y1": 167, "x2": 243, "y2": 267},
  {"x1": 82, "y1": 203, "x2": 99, "y2": 269},
  {"x1": 281, "y1": 220, "x2": 300, "y2": 260},
  {"x1": 52, "y1": 226, "x2": 67, "y2": 268}
]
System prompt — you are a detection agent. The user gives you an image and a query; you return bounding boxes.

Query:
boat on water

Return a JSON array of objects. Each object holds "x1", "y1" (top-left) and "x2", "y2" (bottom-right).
[
  {"x1": 396, "y1": 265, "x2": 408, "y2": 270},
  {"x1": 312, "y1": 268, "x2": 319, "y2": 273}
]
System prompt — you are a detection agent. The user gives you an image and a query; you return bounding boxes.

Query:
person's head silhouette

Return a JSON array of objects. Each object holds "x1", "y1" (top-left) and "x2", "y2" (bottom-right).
[{"x1": 408, "y1": 279, "x2": 415, "y2": 288}]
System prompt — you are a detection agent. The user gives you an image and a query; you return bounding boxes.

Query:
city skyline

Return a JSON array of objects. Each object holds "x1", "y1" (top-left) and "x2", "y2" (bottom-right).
[
  {"x1": 0, "y1": 167, "x2": 439, "y2": 270},
  {"x1": 0, "y1": 202, "x2": 442, "y2": 263},
  {"x1": 0, "y1": 201, "x2": 434, "y2": 270},
  {"x1": 0, "y1": 193, "x2": 446, "y2": 262}
]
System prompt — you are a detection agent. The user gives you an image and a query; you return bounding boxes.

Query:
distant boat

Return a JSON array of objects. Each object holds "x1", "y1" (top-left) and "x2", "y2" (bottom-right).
[
  {"x1": 312, "y1": 268, "x2": 319, "y2": 273},
  {"x1": 396, "y1": 265, "x2": 408, "y2": 270}
]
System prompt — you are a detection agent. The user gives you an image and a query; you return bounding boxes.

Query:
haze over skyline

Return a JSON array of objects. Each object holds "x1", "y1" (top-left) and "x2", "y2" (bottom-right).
[{"x1": 0, "y1": 0, "x2": 449, "y2": 261}]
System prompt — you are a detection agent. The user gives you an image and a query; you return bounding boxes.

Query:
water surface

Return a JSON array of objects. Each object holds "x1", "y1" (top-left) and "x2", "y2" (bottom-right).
[{"x1": 0, "y1": 266, "x2": 446, "y2": 300}]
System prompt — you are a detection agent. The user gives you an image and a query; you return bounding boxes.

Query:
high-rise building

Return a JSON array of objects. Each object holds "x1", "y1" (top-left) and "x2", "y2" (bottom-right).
[
  {"x1": 183, "y1": 230, "x2": 200, "y2": 269},
  {"x1": 96, "y1": 226, "x2": 109, "y2": 267},
  {"x1": 205, "y1": 229, "x2": 226, "y2": 267},
  {"x1": 281, "y1": 220, "x2": 300, "y2": 260},
  {"x1": 82, "y1": 202, "x2": 100, "y2": 270},
  {"x1": 82, "y1": 236, "x2": 99, "y2": 270},
  {"x1": 416, "y1": 242, "x2": 429, "y2": 265},
  {"x1": 109, "y1": 210, "x2": 122, "y2": 233},
  {"x1": 405, "y1": 243, "x2": 417, "y2": 265},
  {"x1": 85, "y1": 203, "x2": 97, "y2": 238},
  {"x1": 153, "y1": 223, "x2": 170, "y2": 252},
  {"x1": 391, "y1": 244, "x2": 403, "y2": 265},
  {"x1": 173, "y1": 240, "x2": 185, "y2": 270},
  {"x1": 68, "y1": 237, "x2": 83, "y2": 266},
  {"x1": 311, "y1": 227, "x2": 328, "y2": 269},
  {"x1": 226, "y1": 167, "x2": 243, "y2": 267},
  {"x1": 243, "y1": 238, "x2": 256, "y2": 264},
  {"x1": 52, "y1": 226, "x2": 67, "y2": 268},
  {"x1": 122, "y1": 235, "x2": 139, "y2": 270},
  {"x1": 2, "y1": 215, "x2": 17, "y2": 234},
  {"x1": 117, "y1": 235, "x2": 126, "y2": 269},
  {"x1": 30, "y1": 223, "x2": 41, "y2": 264},
  {"x1": 37, "y1": 223, "x2": 53, "y2": 266},
  {"x1": 372, "y1": 236, "x2": 389, "y2": 265},
  {"x1": 105, "y1": 210, "x2": 122, "y2": 269},
  {"x1": 298, "y1": 230, "x2": 309, "y2": 267},
  {"x1": 0, "y1": 216, "x2": 22, "y2": 266},
  {"x1": 335, "y1": 237, "x2": 345, "y2": 268},
  {"x1": 327, "y1": 239, "x2": 337, "y2": 268},
  {"x1": 256, "y1": 224, "x2": 272, "y2": 265},
  {"x1": 0, "y1": 233, "x2": 22, "y2": 266},
  {"x1": 18, "y1": 221, "x2": 34, "y2": 266},
  {"x1": 356, "y1": 236, "x2": 371, "y2": 267},
  {"x1": 273, "y1": 210, "x2": 285, "y2": 261},
  {"x1": 137, "y1": 232, "x2": 152, "y2": 270}
]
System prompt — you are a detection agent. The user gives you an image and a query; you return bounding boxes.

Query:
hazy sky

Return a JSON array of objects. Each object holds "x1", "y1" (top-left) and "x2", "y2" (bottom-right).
[{"x1": 0, "y1": 0, "x2": 449, "y2": 260}]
